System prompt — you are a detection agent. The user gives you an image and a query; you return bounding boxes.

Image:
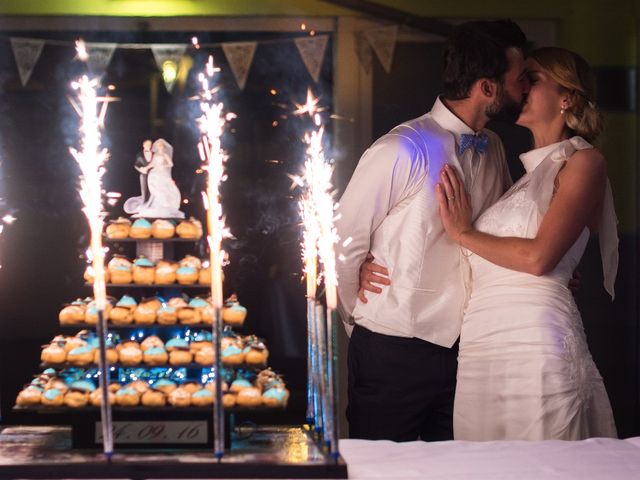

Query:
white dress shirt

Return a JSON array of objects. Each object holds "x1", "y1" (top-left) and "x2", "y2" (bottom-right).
[{"x1": 336, "y1": 97, "x2": 512, "y2": 348}]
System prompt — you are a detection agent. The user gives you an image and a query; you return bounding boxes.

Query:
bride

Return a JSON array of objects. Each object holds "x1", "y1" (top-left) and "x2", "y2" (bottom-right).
[
  {"x1": 436, "y1": 47, "x2": 618, "y2": 440},
  {"x1": 124, "y1": 138, "x2": 184, "y2": 219},
  {"x1": 359, "y1": 47, "x2": 618, "y2": 441}
]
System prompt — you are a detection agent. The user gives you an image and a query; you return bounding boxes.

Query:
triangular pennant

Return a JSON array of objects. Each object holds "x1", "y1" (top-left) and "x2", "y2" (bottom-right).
[
  {"x1": 353, "y1": 31, "x2": 373, "y2": 75},
  {"x1": 294, "y1": 35, "x2": 329, "y2": 83},
  {"x1": 151, "y1": 45, "x2": 187, "y2": 93},
  {"x1": 221, "y1": 41, "x2": 257, "y2": 90},
  {"x1": 364, "y1": 25, "x2": 398, "y2": 73},
  {"x1": 10, "y1": 37, "x2": 45, "y2": 87},
  {"x1": 85, "y1": 42, "x2": 117, "y2": 79}
]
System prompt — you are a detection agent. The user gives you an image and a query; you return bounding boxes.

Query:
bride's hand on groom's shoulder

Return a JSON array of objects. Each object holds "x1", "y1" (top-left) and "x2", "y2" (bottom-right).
[
  {"x1": 357, "y1": 252, "x2": 390, "y2": 303},
  {"x1": 436, "y1": 165, "x2": 473, "y2": 244}
]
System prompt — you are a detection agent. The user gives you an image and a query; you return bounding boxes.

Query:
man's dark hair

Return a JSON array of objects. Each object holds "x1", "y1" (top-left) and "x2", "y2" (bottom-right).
[{"x1": 442, "y1": 20, "x2": 527, "y2": 100}]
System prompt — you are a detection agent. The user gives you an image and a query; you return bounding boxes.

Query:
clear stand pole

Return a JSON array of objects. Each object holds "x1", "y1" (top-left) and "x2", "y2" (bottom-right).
[
  {"x1": 306, "y1": 298, "x2": 316, "y2": 426},
  {"x1": 95, "y1": 308, "x2": 113, "y2": 459},
  {"x1": 213, "y1": 306, "x2": 224, "y2": 459},
  {"x1": 326, "y1": 308, "x2": 340, "y2": 458},
  {"x1": 315, "y1": 303, "x2": 329, "y2": 442}
]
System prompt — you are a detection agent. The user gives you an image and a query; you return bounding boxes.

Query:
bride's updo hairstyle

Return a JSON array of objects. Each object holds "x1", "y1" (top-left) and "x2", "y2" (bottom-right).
[{"x1": 529, "y1": 47, "x2": 603, "y2": 142}]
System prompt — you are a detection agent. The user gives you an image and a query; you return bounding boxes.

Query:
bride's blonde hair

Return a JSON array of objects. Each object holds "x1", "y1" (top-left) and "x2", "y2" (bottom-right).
[{"x1": 529, "y1": 47, "x2": 603, "y2": 142}]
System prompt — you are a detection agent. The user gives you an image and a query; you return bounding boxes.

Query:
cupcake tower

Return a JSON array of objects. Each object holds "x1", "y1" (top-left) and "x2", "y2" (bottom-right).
[{"x1": 15, "y1": 216, "x2": 289, "y2": 412}]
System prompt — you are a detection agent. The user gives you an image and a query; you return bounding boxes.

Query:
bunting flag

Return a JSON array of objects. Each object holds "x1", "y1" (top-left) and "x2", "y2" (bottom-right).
[
  {"x1": 86, "y1": 42, "x2": 117, "y2": 79},
  {"x1": 10, "y1": 37, "x2": 45, "y2": 86},
  {"x1": 221, "y1": 41, "x2": 257, "y2": 90},
  {"x1": 151, "y1": 45, "x2": 187, "y2": 93},
  {"x1": 364, "y1": 25, "x2": 398, "y2": 73},
  {"x1": 353, "y1": 31, "x2": 373, "y2": 75},
  {"x1": 294, "y1": 34, "x2": 329, "y2": 83}
]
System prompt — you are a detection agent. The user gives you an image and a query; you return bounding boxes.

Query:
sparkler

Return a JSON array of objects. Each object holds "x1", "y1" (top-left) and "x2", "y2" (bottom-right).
[
  {"x1": 68, "y1": 39, "x2": 114, "y2": 459},
  {"x1": 196, "y1": 54, "x2": 234, "y2": 459},
  {"x1": 295, "y1": 88, "x2": 340, "y2": 458}
]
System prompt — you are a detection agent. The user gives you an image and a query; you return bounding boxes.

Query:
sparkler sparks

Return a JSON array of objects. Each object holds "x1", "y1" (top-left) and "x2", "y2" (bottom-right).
[{"x1": 296, "y1": 90, "x2": 338, "y2": 307}]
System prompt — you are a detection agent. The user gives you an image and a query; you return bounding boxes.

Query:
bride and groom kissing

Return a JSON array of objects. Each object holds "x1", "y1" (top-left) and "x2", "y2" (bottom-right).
[{"x1": 336, "y1": 20, "x2": 618, "y2": 442}]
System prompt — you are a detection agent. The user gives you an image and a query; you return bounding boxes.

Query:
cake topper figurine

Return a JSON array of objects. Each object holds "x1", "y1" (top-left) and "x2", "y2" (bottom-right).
[{"x1": 124, "y1": 138, "x2": 185, "y2": 219}]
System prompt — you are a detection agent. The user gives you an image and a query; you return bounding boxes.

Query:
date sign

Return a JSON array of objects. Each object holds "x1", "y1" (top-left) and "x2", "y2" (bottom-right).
[{"x1": 96, "y1": 421, "x2": 207, "y2": 444}]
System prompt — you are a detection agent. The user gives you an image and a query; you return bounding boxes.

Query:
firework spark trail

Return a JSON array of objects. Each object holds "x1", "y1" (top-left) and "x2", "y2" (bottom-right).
[
  {"x1": 195, "y1": 53, "x2": 235, "y2": 459},
  {"x1": 68, "y1": 39, "x2": 114, "y2": 458}
]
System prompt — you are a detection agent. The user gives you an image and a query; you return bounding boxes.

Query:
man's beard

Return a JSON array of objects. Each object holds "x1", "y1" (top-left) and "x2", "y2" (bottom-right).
[{"x1": 486, "y1": 85, "x2": 523, "y2": 123}]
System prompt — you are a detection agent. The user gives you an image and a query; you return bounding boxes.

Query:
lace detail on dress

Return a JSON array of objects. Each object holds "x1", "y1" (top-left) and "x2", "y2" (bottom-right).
[
  {"x1": 560, "y1": 292, "x2": 597, "y2": 410},
  {"x1": 474, "y1": 179, "x2": 533, "y2": 238}
]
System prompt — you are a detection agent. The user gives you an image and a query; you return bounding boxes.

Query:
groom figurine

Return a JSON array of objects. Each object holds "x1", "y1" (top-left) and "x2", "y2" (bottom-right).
[
  {"x1": 336, "y1": 20, "x2": 529, "y2": 441},
  {"x1": 134, "y1": 140, "x2": 153, "y2": 203}
]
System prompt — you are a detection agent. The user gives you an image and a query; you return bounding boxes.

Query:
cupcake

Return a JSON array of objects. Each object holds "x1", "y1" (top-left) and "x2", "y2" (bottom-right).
[
  {"x1": 67, "y1": 346, "x2": 95, "y2": 366},
  {"x1": 143, "y1": 346, "x2": 169, "y2": 366},
  {"x1": 151, "y1": 219, "x2": 175, "y2": 239},
  {"x1": 176, "y1": 266, "x2": 198, "y2": 285},
  {"x1": 93, "y1": 345, "x2": 118, "y2": 365},
  {"x1": 165, "y1": 338, "x2": 190, "y2": 352},
  {"x1": 143, "y1": 297, "x2": 162, "y2": 311},
  {"x1": 105, "y1": 217, "x2": 131, "y2": 239},
  {"x1": 152, "y1": 379, "x2": 177, "y2": 395},
  {"x1": 176, "y1": 217, "x2": 203, "y2": 239},
  {"x1": 188, "y1": 297, "x2": 209, "y2": 322},
  {"x1": 236, "y1": 387, "x2": 263, "y2": 408},
  {"x1": 141, "y1": 335, "x2": 164, "y2": 351},
  {"x1": 168, "y1": 387, "x2": 191, "y2": 407},
  {"x1": 41, "y1": 344, "x2": 66, "y2": 364},
  {"x1": 191, "y1": 388, "x2": 214, "y2": 407},
  {"x1": 243, "y1": 336, "x2": 269, "y2": 366},
  {"x1": 179, "y1": 255, "x2": 202, "y2": 270},
  {"x1": 118, "y1": 344, "x2": 143, "y2": 366},
  {"x1": 115, "y1": 388, "x2": 140, "y2": 406},
  {"x1": 110, "y1": 295, "x2": 137, "y2": 325},
  {"x1": 222, "y1": 295, "x2": 247, "y2": 327},
  {"x1": 90, "y1": 387, "x2": 116, "y2": 407},
  {"x1": 141, "y1": 389, "x2": 166, "y2": 407},
  {"x1": 133, "y1": 302, "x2": 157, "y2": 325},
  {"x1": 181, "y1": 381, "x2": 201, "y2": 394},
  {"x1": 222, "y1": 344, "x2": 245, "y2": 366},
  {"x1": 41, "y1": 388, "x2": 65, "y2": 407},
  {"x1": 132, "y1": 256, "x2": 155, "y2": 285},
  {"x1": 129, "y1": 218, "x2": 152, "y2": 239},
  {"x1": 155, "y1": 260, "x2": 177, "y2": 284},
  {"x1": 256, "y1": 368, "x2": 285, "y2": 391},
  {"x1": 262, "y1": 387, "x2": 289, "y2": 407},
  {"x1": 157, "y1": 304, "x2": 177, "y2": 325},
  {"x1": 108, "y1": 255, "x2": 133, "y2": 284},
  {"x1": 189, "y1": 331, "x2": 212, "y2": 353},
  {"x1": 177, "y1": 306, "x2": 201, "y2": 325},
  {"x1": 168, "y1": 296, "x2": 188, "y2": 308},
  {"x1": 16, "y1": 385, "x2": 43, "y2": 406},
  {"x1": 64, "y1": 390, "x2": 89, "y2": 408},
  {"x1": 230, "y1": 378, "x2": 253, "y2": 393},
  {"x1": 58, "y1": 300, "x2": 87, "y2": 325},
  {"x1": 85, "y1": 301, "x2": 113, "y2": 325},
  {"x1": 169, "y1": 348, "x2": 193, "y2": 366},
  {"x1": 194, "y1": 345, "x2": 214, "y2": 366},
  {"x1": 126, "y1": 380, "x2": 150, "y2": 395}
]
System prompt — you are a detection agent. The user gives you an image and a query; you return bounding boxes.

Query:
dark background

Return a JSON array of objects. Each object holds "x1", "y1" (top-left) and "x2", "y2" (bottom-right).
[{"x1": 0, "y1": 30, "x2": 333, "y2": 425}]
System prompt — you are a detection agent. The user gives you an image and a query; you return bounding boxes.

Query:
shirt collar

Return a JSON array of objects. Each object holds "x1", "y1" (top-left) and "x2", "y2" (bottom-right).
[{"x1": 430, "y1": 96, "x2": 480, "y2": 145}]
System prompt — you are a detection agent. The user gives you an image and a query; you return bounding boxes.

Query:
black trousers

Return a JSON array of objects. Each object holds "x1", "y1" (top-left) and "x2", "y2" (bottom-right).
[{"x1": 347, "y1": 324, "x2": 458, "y2": 442}]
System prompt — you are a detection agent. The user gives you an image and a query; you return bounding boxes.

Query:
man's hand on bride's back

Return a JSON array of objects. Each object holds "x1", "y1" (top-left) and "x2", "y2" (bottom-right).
[{"x1": 358, "y1": 252, "x2": 390, "y2": 303}]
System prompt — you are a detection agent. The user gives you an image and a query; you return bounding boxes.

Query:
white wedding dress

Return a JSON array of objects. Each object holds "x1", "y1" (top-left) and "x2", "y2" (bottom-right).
[
  {"x1": 454, "y1": 137, "x2": 618, "y2": 441},
  {"x1": 124, "y1": 139, "x2": 184, "y2": 219}
]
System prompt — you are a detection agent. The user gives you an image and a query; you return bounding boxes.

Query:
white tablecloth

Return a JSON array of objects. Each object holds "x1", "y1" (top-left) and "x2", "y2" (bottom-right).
[{"x1": 340, "y1": 437, "x2": 640, "y2": 479}]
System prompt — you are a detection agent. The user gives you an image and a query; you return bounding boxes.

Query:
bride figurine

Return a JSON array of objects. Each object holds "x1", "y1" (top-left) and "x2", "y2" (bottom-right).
[{"x1": 124, "y1": 138, "x2": 185, "y2": 219}]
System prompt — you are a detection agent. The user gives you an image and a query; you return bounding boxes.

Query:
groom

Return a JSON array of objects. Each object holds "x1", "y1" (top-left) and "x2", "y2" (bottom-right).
[{"x1": 335, "y1": 20, "x2": 529, "y2": 441}]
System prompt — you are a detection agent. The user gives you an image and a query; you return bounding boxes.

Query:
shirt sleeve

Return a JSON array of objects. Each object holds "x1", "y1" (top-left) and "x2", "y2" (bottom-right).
[{"x1": 335, "y1": 134, "x2": 427, "y2": 326}]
